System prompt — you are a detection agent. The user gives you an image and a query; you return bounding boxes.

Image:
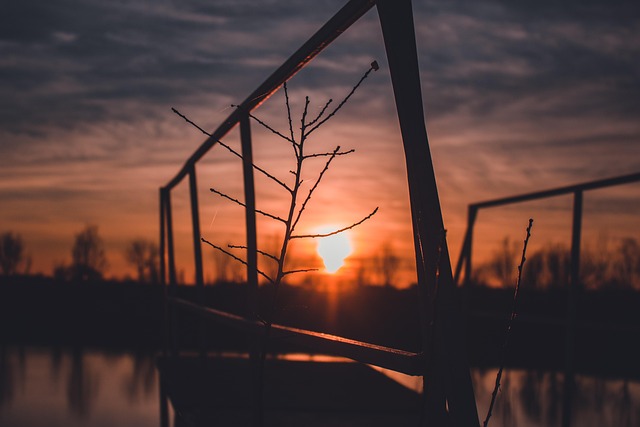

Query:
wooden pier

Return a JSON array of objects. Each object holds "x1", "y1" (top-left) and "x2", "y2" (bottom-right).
[{"x1": 158, "y1": 355, "x2": 422, "y2": 427}]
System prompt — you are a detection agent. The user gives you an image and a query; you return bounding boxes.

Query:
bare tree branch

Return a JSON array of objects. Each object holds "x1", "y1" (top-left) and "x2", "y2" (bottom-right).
[
  {"x1": 201, "y1": 237, "x2": 274, "y2": 284},
  {"x1": 291, "y1": 207, "x2": 379, "y2": 239},
  {"x1": 283, "y1": 268, "x2": 318, "y2": 276},
  {"x1": 209, "y1": 187, "x2": 286, "y2": 223},
  {"x1": 178, "y1": 63, "x2": 378, "y2": 427},
  {"x1": 172, "y1": 107, "x2": 211, "y2": 137},
  {"x1": 172, "y1": 107, "x2": 291, "y2": 191},
  {"x1": 284, "y1": 81, "x2": 295, "y2": 143},
  {"x1": 216, "y1": 139, "x2": 290, "y2": 192},
  {"x1": 302, "y1": 148, "x2": 354, "y2": 159},
  {"x1": 228, "y1": 244, "x2": 280, "y2": 263},
  {"x1": 306, "y1": 61, "x2": 378, "y2": 136},
  {"x1": 231, "y1": 103, "x2": 295, "y2": 144},
  {"x1": 484, "y1": 218, "x2": 534, "y2": 427},
  {"x1": 307, "y1": 98, "x2": 333, "y2": 127},
  {"x1": 291, "y1": 146, "x2": 342, "y2": 232},
  {"x1": 300, "y1": 96, "x2": 310, "y2": 144}
]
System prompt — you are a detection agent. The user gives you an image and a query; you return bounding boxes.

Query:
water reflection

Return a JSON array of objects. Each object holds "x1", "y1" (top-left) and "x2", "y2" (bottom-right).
[
  {"x1": 472, "y1": 368, "x2": 640, "y2": 427},
  {"x1": 123, "y1": 351, "x2": 158, "y2": 402},
  {"x1": 0, "y1": 346, "x2": 159, "y2": 427},
  {"x1": 1, "y1": 346, "x2": 639, "y2": 427},
  {"x1": 67, "y1": 347, "x2": 99, "y2": 417},
  {"x1": 371, "y1": 365, "x2": 640, "y2": 426}
]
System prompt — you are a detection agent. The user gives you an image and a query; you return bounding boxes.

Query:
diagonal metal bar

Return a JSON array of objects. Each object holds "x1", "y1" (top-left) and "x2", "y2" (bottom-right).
[
  {"x1": 377, "y1": 0, "x2": 479, "y2": 425},
  {"x1": 471, "y1": 171, "x2": 640, "y2": 209},
  {"x1": 165, "y1": 0, "x2": 376, "y2": 191},
  {"x1": 170, "y1": 297, "x2": 425, "y2": 376}
]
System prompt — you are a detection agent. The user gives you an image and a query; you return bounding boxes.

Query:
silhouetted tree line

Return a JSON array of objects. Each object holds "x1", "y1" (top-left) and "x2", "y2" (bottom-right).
[
  {"x1": 0, "y1": 232, "x2": 30, "y2": 276},
  {"x1": 1, "y1": 226, "x2": 158, "y2": 284},
  {"x1": 476, "y1": 236, "x2": 640, "y2": 290},
  {"x1": 3, "y1": 226, "x2": 638, "y2": 290}
]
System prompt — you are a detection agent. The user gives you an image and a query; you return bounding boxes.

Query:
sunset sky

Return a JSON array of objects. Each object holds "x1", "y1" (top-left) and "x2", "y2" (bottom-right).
[{"x1": 1, "y1": 0, "x2": 639, "y2": 285}]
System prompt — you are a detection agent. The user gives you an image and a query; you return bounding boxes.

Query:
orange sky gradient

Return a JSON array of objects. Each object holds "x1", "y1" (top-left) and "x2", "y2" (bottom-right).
[{"x1": 1, "y1": 1, "x2": 639, "y2": 286}]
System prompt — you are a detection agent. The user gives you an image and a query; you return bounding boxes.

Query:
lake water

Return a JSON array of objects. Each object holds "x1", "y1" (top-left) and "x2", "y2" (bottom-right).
[
  {"x1": 1, "y1": 346, "x2": 638, "y2": 426},
  {"x1": 0, "y1": 346, "x2": 159, "y2": 427}
]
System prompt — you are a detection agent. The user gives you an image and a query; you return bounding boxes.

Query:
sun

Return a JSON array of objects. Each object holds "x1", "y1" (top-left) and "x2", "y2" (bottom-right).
[{"x1": 316, "y1": 227, "x2": 353, "y2": 273}]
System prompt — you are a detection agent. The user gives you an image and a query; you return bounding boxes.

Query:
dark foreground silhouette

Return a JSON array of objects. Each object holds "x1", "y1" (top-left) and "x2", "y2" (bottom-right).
[{"x1": 1, "y1": 276, "x2": 639, "y2": 378}]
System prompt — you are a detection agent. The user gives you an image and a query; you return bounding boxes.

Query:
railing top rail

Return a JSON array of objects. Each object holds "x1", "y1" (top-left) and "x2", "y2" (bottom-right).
[
  {"x1": 470, "y1": 171, "x2": 640, "y2": 210},
  {"x1": 171, "y1": 297, "x2": 424, "y2": 376},
  {"x1": 163, "y1": 0, "x2": 376, "y2": 191}
]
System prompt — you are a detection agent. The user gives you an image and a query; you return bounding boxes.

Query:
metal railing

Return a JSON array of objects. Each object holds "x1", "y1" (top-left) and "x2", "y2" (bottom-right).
[
  {"x1": 159, "y1": 0, "x2": 479, "y2": 425},
  {"x1": 453, "y1": 171, "x2": 640, "y2": 287},
  {"x1": 452, "y1": 171, "x2": 640, "y2": 427}
]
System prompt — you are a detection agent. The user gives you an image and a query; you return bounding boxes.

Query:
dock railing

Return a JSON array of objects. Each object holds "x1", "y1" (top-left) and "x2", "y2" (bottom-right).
[
  {"x1": 452, "y1": 171, "x2": 640, "y2": 427},
  {"x1": 159, "y1": 1, "x2": 479, "y2": 425},
  {"x1": 453, "y1": 171, "x2": 640, "y2": 288}
]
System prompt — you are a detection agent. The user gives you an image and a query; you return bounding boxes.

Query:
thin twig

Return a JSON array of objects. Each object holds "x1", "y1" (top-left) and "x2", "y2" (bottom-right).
[
  {"x1": 172, "y1": 107, "x2": 211, "y2": 136},
  {"x1": 307, "y1": 98, "x2": 333, "y2": 127},
  {"x1": 300, "y1": 96, "x2": 310, "y2": 145},
  {"x1": 302, "y1": 149, "x2": 354, "y2": 159},
  {"x1": 172, "y1": 107, "x2": 291, "y2": 191},
  {"x1": 291, "y1": 207, "x2": 379, "y2": 239},
  {"x1": 216, "y1": 140, "x2": 291, "y2": 192},
  {"x1": 244, "y1": 110, "x2": 296, "y2": 144},
  {"x1": 483, "y1": 218, "x2": 534, "y2": 427},
  {"x1": 201, "y1": 237, "x2": 274, "y2": 284},
  {"x1": 284, "y1": 81, "x2": 295, "y2": 143},
  {"x1": 291, "y1": 146, "x2": 342, "y2": 232},
  {"x1": 283, "y1": 268, "x2": 318, "y2": 276},
  {"x1": 306, "y1": 61, "x2": 378, "y2": 136},
  {"x1": 228, "y1": 244, "x2": 280, "y2": 263},
  {"x1": 209, "y1": 187, "x2": 286, "y2": 223}
]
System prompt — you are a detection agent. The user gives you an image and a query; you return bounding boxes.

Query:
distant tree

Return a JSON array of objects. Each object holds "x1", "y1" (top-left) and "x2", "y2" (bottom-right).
[
  {"x1": 545, "y1": 245, "x2": 571, "y2": 287},
  {"x1": 374, "y1": 242, "x2": 401, "y2": 287},
  {"x1": 125, "y1": 239, "x2": 159, "y2": 283},
  {"x1": 521, "y1": 244, "x2": 570, "y2": 289},
  {"x1": 53, "y1": 261, "x2": 72, "y2": 282},
  {"x1": 488, "y1": 234, "x2": 640, "y2": 290},
  {"x1": 613, "y1": 238, "x2": 640, "y2": 289},
  {"x1": 521, "y1": 250, "x2": 545, "y2": 289},
  {"x1": 581, "y1": 235, "x2": 613, "y2": 289},
  {"x1": 0, "y1": 232, "x2": 25, "y2": 276},
  {"x1": 355, "y1": 257, "x2": 372, "y2": 288},
  {"x1": 489, "y1": 237, "x2": 519, "y2": 287},
  {"x1": 71, "y1": 225, "x2": 107, "y2": 282}
]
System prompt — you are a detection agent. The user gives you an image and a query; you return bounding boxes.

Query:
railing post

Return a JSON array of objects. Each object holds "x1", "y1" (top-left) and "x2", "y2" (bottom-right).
[
  {"x1": 454, "y1": 205, "x2": 478, "y2": 286},
  {"x1": 189, "y1": 164, "x2": 206, "y2": 359},
  {"x1": 377, "y1": 0, "x2": 479, "y2": 425},
  {"x1": 165, "y1": 190, "x2": 178, "y2": 357},
  {"x1": 160, "y1": 188, "x2": 168, "y2": 358},
  {"x1": 239, "y1": 111, "x2": 261, "y2": 426},
  {"x1": 464, "y1": 206, "x2": 477, "y2": 287},
  {"x1": 563, "y1": 190, "x2": 582, "y2": 427},
  {"x1": 166, "y1": 191, "x2": 177, "y2": 287},
  {"x1": 239, "y1": 112, "x2": 259, "y2": 329},
  {"x1": 189, "y1": 165, "x2": 205, "y2": 289},
  {"x1": 160, "y1": 188, "x2": 167, "y2": 287}
]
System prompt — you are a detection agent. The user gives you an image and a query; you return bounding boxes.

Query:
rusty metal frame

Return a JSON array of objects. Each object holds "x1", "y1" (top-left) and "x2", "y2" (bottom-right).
[{"x1": 159, "y1": 0, "x2": 480, "y2": 425}]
